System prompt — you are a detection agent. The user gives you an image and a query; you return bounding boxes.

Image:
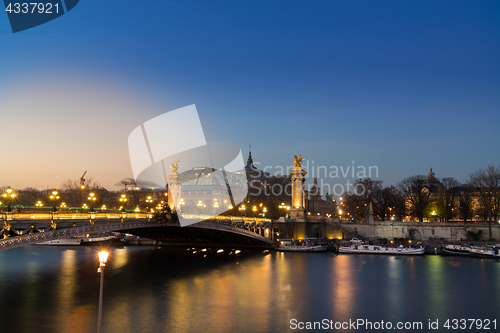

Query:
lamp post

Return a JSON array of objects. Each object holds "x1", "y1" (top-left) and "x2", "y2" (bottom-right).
[
  {"x1": 145, "y1": 195, "x2": 153, "y2": 211},
  {"x1": 97, "y1": 251, "x2": 109, "y2": 333},
  {"x1": 88, "y1": 192, "x2": 96, "y2": 212},
  {"x1": 119, "y1": 194, "x2": 127, "y2": 212},
  {"x1": 239, "y1": 204, "x2": 246, "y2": 217},
  {"x1": 2, "y1": 187, "x2": 16, "y2": 212},
  {"x1": 80, "y1": 183, "x2": 86, "y2": 213},
  {"x1": 49, "y1": 190, "x2": 60, "y2": 212}
]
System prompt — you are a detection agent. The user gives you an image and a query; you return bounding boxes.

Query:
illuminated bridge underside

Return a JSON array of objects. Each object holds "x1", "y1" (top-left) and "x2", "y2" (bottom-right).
[
  {"x1": 122, "y1": 222, "x2": 272, "y2": 248},
  {"x1": 0, "y1": 220, "x2": 154, "y2": 251},
  {"x1": 0, "y1": 216, "x2": 272, "y2": 251}
]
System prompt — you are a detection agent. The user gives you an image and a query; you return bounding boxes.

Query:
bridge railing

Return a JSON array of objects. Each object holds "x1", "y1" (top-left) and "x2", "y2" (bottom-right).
[
  {"x1": 2, "y1": 212, "x2": 153, "y2": 221},
  {"x1": 2, "y1": 212, "x2": 272, "y2": 223},
  {"x1": 181, "y1": 214, "x2": 271, "y2": 224}
]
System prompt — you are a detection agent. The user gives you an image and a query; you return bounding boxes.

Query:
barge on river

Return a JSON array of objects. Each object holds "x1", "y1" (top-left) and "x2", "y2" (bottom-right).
[{"x1": 339, "y1": 238, "x2": 425, "y2": 255}]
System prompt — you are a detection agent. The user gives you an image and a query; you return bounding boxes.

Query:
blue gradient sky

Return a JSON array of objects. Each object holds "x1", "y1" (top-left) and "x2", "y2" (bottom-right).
[{"x1": 1, "y1": 0, "x2": 499, "y2": 191}]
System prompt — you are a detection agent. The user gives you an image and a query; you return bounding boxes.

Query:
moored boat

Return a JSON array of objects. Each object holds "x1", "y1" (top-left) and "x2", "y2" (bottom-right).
[
  {"x1": 442, "y1": 243, "x2": 472, "y2": 256},
  {"x1": 277, "y1": 238, "x2": 328, "y2": 252},
  {"x1": 469, "y1": 245, "x2": 500, "y2": 258},
  {"x1": 339, "y1": 238, "x2": 425, "y2": 255}
]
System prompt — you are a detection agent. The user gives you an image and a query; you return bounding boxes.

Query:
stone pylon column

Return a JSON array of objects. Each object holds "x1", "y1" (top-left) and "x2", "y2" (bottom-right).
[
  {"x1": 367, "y1": 202, "x2": 374, "y2": 224},
  {"x1": 166, "y1": 160, "x2": 183, "y2": 212},
  {"x1": 289, "y1": 155, "x2": 307, "y2": 221}
]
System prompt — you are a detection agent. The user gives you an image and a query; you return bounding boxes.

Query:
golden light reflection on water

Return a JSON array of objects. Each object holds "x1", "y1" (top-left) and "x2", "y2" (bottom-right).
[
  {"x1": 65, "y1": 304, "x2": 95, "y2": 333},
  {"x1": 3, "y1": 247, "x2": 500, "y2": 333},
  {"x1": 166, "y1": 253, "x2": 274, "y2": 332},
  {"x1": 275, "y1": 251, "x2": 294, "y2": 323},
  {"x1": 331, "y1": 255, "x2": 356, "y2": 320},
  {"x1": 111, "y1": 248, "x2": 128, "y2": 270},
  {"x1": 56, "y1": 250, "x2": 77, "y2": 332}
]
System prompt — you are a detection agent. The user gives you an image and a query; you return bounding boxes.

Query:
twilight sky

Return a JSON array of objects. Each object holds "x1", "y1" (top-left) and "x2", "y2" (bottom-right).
[{"x1": 0, "y1": 0, "x2": 499, "y2": 193}]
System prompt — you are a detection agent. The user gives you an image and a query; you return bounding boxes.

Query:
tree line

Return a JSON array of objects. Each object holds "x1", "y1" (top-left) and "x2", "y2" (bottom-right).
[
  {"x1": 340, "y1": 165, "x2": 500, "y2": 240},
  {"x1": 0, "y1": 178, "x2": 161, "y2": 212}
]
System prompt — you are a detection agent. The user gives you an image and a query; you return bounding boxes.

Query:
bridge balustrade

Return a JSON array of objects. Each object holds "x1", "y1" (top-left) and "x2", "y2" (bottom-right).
[{"x1": 2, "y1": 212, "x2": 153, "y2": 222}]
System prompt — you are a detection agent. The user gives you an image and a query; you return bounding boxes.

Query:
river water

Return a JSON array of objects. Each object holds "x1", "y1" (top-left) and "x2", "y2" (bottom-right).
[{"x1": 0, "y1": 246, "x2": 499, "y2": 333}]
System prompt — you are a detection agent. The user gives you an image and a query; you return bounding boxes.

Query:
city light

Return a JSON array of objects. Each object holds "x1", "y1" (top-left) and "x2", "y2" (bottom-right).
[
  {"x1": 50, "y1": 190, "x2": 61, "y2": 211},
  {"x1": 119, "y1": 194, "x2": 127, "y2": 212},
  {"x1": 98, "y1": 251, "x2": 109, "y2": 266},
  {"x1": 87, "y1": 192, "x2": 97, "y2": 211},
  {"x1": 2, "y1": 187, "x2": 16, "y2": 212},
  {"x1": 97, "y1": 251, "x2": 109, "y2": 333}
]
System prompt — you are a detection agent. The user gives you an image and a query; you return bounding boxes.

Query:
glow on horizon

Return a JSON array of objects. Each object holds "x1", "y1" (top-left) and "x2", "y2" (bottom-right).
[{"x1": 0, "y1": 74, "x2": 180, "y2": 190}]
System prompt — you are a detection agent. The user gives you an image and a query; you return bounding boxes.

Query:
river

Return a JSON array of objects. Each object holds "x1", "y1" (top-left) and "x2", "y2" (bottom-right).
[{"x1": 0, "y1": 246, "x2": 499, "y2": 332}]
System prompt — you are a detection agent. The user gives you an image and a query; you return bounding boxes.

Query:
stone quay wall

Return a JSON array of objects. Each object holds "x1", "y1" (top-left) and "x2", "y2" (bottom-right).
[{"x1": 340, "y1": 221, "x2": 500, "y2": 241}]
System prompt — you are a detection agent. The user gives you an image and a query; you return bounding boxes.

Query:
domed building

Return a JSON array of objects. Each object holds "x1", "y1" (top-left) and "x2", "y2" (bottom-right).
[{"x1": 176, "y1": 167, "x2": 248, "y2": 215}]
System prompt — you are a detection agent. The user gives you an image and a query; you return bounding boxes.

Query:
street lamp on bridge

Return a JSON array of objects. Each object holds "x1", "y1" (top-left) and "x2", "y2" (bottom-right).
[
  {"x1": 119, "y1": 194, "x2": 127, "y2": 212},
  {"x1": 2, "y1": 187, "x2": 16, "y2": 212},
  {"x1": 145, "y1": 195, "x2": 153, "y2": 211},
  {"x1": 87, "y1": 192, "x2": 96, "y2": 212},
  {"x1": 49, "y1": 190, "x2": 60, "y2": 212},
  {"x1": 239, "y1": 204, "x2": 246, "y2": 217}
]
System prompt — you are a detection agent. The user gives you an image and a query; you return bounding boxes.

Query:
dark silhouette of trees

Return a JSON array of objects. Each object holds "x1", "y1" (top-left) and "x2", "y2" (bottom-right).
[
  {"x1": 468, "y1": 165, "x2": 500, "y2": 240},
  {"x1": 398, "y1": 175, "x2": 433, "y2": 222},
  {"x1": 17, "y1": 187, "x2": 42, "y2": 207},
  {"x1": 372, "y1": 185, "x2": 403, "y2": 221},
  {"x1": 342, "y1": 178, "x2": 382, "y2": 220},
  {"x1": 457, "y1": 183, "x2": 474, "y2": 223},
  {"x1": 440, "y1": 177, "x2": 460, "y2": 222}
]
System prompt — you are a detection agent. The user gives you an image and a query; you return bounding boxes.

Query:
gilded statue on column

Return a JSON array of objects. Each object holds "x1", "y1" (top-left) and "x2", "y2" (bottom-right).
[
  {"x1": 170, "y1": 160, "x2": 180, "y2": 175},
  {"x1": 292, "y1": 155, "x2": 305, "y2": 169}
]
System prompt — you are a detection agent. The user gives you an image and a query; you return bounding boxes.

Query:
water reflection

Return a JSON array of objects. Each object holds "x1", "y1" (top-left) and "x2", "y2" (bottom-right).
[
  {"x1": 0, "y1": 248, "x2": 499, "y2": 333},
  {"x1": 55, "y1": 250, "x2": 77, "y2": 332},
  {"x1": 331, "y1": 255, "x2": 356, "y2": 321}
]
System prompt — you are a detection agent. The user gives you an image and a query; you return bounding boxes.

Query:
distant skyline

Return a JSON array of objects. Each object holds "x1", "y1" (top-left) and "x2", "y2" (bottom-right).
[{"x1": 1, "y1": 1, "x2": 499, "y2": 192}]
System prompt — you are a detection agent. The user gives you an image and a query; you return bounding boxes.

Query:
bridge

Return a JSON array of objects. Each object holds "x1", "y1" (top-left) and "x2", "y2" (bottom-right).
[{"x1": 0, "y1": 213, "x2": 276, "y2": 251}]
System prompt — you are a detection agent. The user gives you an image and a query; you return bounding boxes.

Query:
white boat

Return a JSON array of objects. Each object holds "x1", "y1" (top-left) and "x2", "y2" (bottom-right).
[
  {"x1": 277, "y1": 239, "x2": 328, "y2": 252},
  {"x1": 35, "y1": 238, "x2": 82, "y2": 246},
  {"x1": 443, "y1": 243, "x2": 472, "y2": 255},
  {"x1": 469, "y1": 245, "x2": 500, "y2": 258},
  {"x1": 339, "y1": 238, "x2": 425, "y2": 255}
]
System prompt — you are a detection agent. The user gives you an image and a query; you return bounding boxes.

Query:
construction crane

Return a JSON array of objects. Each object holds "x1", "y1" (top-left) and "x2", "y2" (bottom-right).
[{"x1": 80, "y1": 171, "x2": 87, "y2": 190}]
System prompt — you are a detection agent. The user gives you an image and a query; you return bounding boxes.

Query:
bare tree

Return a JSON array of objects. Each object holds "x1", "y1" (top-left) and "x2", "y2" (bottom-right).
[
  {"x1": 398, "y1": 175, "x2": 433, "y2": 222},
  {"x1": 468, "y1": 165, "x2": 500, "y2": 240},
  {"x1": 60, "y1": 177, "x2": 103, "y2": 209},
  {"x1": 17, "y1": 187, "x2": 43, "y2": 207},
  {"x1": 457, "y1": 183, "x2": 474, "y2": 223},
  {"x1": 441, "y1": 177, "x2": 460, "y2": 222},
  {"x1": 342, "y1": 178, "x2": 382, "y2": 220},
  {"x1": 372, "y1": 185, "x2": 401, "y2": 221}
]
